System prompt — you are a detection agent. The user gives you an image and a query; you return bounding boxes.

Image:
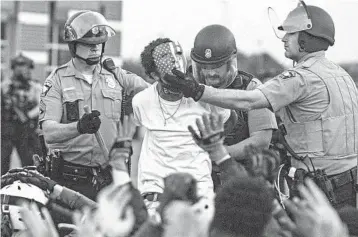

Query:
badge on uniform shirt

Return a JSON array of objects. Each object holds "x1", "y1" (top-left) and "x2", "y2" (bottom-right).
[
  {"x1": 106, "y1": 77, "x2": 116, "y2": 88},
  {"x1": 278, "y1": 71, "x2": 296, "y2": 80},
  {"x1": 41, "y1": 80, "x2": 52, "y2": 96}
]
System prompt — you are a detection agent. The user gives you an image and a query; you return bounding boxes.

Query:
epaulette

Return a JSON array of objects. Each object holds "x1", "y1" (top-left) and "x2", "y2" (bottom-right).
[
  {"x1": 45, "y1": 64, "x2": 68, "y2": 80},
  {"x1": 278, "y1": 70, "x2": 297, "y2": 80}
]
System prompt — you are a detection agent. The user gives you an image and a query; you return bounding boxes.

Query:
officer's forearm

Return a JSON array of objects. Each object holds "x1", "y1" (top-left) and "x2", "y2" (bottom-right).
[
  {"x1": 226, "y1": 130, "x2": 273, "y2": 160},
  {"x1": 42, "y1": 120, "x2": 80, "y2": 144},
  {"x1": 51, "y1": 184, "x2": 97, "y2": 210},
  {"x1": 200, "y1": 86, "x2": 269, "y2": 111}
]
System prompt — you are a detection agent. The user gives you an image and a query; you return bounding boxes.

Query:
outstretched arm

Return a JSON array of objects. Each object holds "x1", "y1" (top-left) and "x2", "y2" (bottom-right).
[{"x1": 201, "y1": 86, "x2": 270, "y2": 111}]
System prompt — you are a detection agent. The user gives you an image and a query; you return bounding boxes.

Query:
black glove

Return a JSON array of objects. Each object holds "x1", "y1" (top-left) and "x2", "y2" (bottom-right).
[
  {"x1": 162, "y1": 69, "x2": 205, "y2": 101},
  {"x1": 17, "y1": 169, "x2": 57, "y2": 192},
  {"x1": 77, "y1": 110, "x2": 101, "y2": 134}
]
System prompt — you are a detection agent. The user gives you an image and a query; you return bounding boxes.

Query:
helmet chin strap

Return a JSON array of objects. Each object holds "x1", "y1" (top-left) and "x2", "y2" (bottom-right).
[
  {"x1": 73, "y1": 42, "x2": 105, "y2": 66},
  {"x1": 75, "y1": 54, "x2": 101, "y2": 65}
]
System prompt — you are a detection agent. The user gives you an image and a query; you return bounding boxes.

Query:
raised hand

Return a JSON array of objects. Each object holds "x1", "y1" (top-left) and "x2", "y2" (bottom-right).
[
  {"x1": 72, "y1": 206, "x2": 103, "y2": 237},
  {"x1": 188, "y1": 113, "x2": 229, "y2": 163},
  {"x1": 95, "y1": 184, "x2": 135, "y2": 237},
  {"x1": 243, "y1": 145, "x2": 281, "y2": 183},
  {"x1": 20, "y1": 202, "x2": 59, "y2": 237},
  {"x1": 283, "y1": 179, "x2": 349, "y2": 237}
]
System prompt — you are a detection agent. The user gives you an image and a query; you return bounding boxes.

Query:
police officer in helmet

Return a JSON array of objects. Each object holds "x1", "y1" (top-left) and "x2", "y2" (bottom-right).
[
  {"x1": 164, "y1": 2, "x2": 358, "y2": 208},
  {"x1": 1, "y1": 54, "x2": 42, "y2": 175},
  {"x1": 189, "y1": 25, "x2": 277, "y2": 188},
  {"x1": 40, "y1": 10, "x2": 148, "y2": 200}
]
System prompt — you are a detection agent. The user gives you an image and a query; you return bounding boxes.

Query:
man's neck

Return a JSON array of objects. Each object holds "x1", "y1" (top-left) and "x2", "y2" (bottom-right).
[
  {"x1": 72, "y1": 58, "x2": 97, "y2": 75},
  {"x1": 157, "y1": 83, "x2": 183, "y2": 102}
]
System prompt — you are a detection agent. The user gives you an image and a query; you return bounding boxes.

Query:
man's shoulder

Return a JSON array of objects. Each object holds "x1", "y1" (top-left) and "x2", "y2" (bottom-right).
[
  {"x1": 45, "y1": 63, "x2": 69, "y2": 81},
  {"x1": 132, "y1": 84, "x2": 156, "y2": 104},
  {"x1": 275, "y1": 70, "x2": 302, "y2": 80}
]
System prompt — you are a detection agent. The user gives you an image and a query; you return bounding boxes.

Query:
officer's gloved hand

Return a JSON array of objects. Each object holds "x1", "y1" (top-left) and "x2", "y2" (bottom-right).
[
  {"x1": 16, "y1": 169, "x2": 57, "y2": 193},
  {"x1": 77, "y1": 110, "x2": 101, "y2": 134},
  {"x1": 162, "y1": 69, "x2": 205, "y2": 101}
]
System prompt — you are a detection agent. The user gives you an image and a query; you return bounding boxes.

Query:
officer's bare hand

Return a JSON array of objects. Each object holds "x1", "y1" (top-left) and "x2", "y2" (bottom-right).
[
  {"x1": 188, "y1": 113, "x2": 229, "y2": 162},
  {"x1": 20, "y1": 202, "x2": 59, "y2": 237},
  {"x1": 77, "y1": 110, "x2": 101, "y2": 134},
  {"x1": 283, "y1": 179, "x2": 348, "y2": 237},
  {"x1": 95, "y1": 184, "x2": 135, "y2": 237}
]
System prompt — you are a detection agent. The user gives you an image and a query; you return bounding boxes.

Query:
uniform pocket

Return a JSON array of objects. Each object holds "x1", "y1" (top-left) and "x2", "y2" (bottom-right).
[{"x1": 101, "y1": 89, "x2": 122, "y2": 119}]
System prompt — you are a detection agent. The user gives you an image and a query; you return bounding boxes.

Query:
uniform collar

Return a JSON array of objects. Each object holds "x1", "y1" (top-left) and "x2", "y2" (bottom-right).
[
  {"x1": 296, "y1": 51, "x2": 326, "y2": 68},
  {"x1": 63, "y1": 60, "x2": 112, "y2": 78}
]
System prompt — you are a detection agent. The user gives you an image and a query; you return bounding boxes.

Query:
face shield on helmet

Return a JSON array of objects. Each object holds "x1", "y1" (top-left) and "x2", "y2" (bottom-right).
[
  {"x1": 64, "y1": 10, "x2": 116, "y2": 65},
  {"x1": 152, "y1": 41, "x2": 187, "y2": 93},
  {"x1": 192, "y1": 55, "x2": 238, "y2": 89},
  {"x1": 268, "y1": 0, "x2": 312, "y2": 39},
  {"x1": 0, "y1": 181, "x2": 48, "y2": 233}
]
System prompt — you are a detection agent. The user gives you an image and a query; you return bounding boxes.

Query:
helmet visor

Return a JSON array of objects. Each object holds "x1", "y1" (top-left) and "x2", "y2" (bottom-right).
[
  {"x1": 64, "y1": 11, "x2": 115, "y2": 42},
  {"x1": 268, "y1": 0, "x2": 312, "y2": 39},
  {"x1": 192, "y1": 56, "x2": 237, "y2": 88}
]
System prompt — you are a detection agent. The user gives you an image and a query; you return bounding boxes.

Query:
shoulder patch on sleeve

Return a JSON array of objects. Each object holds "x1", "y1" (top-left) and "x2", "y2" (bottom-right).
[
  {"x1": 278, "y1": 71, "x2": 297, "y2": 80},
  {"x1": 41, "y1": 80, "x2": 52, "y2": 96}
]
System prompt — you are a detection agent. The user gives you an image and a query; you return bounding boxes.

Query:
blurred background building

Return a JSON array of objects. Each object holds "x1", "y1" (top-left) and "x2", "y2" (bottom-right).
[{"x1": 1, "y1": 1, "x2": 123, "y2": 83}]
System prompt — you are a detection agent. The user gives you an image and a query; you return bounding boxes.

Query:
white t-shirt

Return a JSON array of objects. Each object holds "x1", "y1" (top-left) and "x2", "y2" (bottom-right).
[{"x1": 132, "y1": 83, "x2": 230, "y2": 197}]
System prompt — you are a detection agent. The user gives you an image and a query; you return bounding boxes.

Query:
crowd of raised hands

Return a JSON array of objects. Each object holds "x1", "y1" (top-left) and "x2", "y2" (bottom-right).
[{"x1": 1, "y1": 113, "x2": 357, "y2": 237}]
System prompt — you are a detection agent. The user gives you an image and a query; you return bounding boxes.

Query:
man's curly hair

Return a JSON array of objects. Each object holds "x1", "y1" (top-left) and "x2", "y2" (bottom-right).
[
  {"x1": 140, "y1": 38, "x2": 172, "y2": 78},
  {"x1": 211, "y1": 177, "x2": 274, "y2": 237}
]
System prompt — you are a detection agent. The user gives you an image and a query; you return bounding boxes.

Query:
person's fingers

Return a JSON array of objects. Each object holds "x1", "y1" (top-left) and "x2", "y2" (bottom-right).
[
  {"x1": 216, "y1": 113, "x2": 224, "y2": 131},
  {"x1": 209, "y1": 113, "x2": 217, "y2": 131},
  {"x1": 20, "y1": 202, "x2": 38, "y2": 230},
  {"x1": 297, "y1": 183, "x2": 317, "y2": 208},
  {"x1": 41, "y1": 207, "x2": 58, "y2": 236},
  {"x1": 188, "y1": 125, "x2": 201, "y2": 142},
  {"x1": 304, "y1": 178, "x2": 330, "y2": 205},
  {"x1": 283, "y1": 198, "x2": 301, "y2": 220},
  {"x1": 72, "y1": 210, "x2": 82, "y2": 226},
  {"x1": 202, "y1": 114, "x2": 211, "y2": 137},
  {"x1": 196, "y1": 117, "x2": 206, "y2": 137},
  {"x1": 172, "y1": 69, "x2": 186, "y2": 79}
]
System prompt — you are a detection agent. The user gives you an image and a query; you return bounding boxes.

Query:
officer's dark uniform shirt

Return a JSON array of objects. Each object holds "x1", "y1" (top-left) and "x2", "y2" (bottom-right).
[{"x1": 224, "y1": 71, "x2": 277, "y2": 146}]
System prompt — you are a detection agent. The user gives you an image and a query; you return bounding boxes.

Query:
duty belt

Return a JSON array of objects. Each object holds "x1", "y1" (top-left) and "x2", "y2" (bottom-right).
[{"x1": 328, "y1": 166, "x2": 357, "y2": 189}]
